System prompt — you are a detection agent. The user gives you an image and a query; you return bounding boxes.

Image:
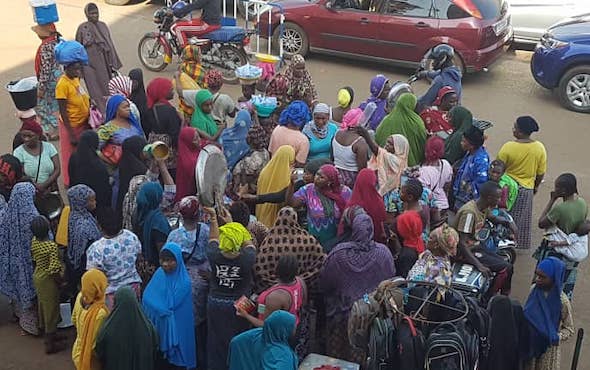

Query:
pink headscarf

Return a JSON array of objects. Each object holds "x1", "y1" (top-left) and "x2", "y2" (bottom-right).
[{"x1": 340, "y1": 108, "x2": 363, "y2": 130}]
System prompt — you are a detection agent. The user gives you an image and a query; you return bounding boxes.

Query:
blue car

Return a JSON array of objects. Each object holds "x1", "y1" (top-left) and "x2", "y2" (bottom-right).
[{"x1": 531, "y1": 14, "x2": 590, "y2": 113}]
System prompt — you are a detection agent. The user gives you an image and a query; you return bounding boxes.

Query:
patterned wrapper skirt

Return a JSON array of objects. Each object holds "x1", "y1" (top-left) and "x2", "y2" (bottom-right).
[
  {"x1": 325, "y1": 314, "x2": 366, "y2": 366},
  {"x1": 510, "y1": 186, "x2": 534, "y2": 249},
  {"x1": 337, "y1": 168, "x2": 358, "y2": 189}
]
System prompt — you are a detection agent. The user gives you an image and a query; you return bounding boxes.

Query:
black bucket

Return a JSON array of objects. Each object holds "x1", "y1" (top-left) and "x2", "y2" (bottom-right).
[{"x1": 6, "y1": 80, "x2": 37, "y2": 111}]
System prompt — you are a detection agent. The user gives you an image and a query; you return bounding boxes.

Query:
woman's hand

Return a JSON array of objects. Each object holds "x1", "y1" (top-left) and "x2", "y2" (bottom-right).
[
  {"x1": 203, "y1": 207, "x2": 217, "y2": 217},
  {"x1": 235, "y1": 305, "x2": 248, "y2": 318}
]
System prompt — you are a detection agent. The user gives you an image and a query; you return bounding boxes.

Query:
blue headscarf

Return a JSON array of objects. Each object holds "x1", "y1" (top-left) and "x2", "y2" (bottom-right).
[
  {"x1": 142, "y1": 243, "x2": 196, "y2": 368},
  {"x1": 0, "y1": 182, "x2": 38, "y2": 309},
  {"x1": 279, "y1": 100, "x2": 311, "y2": 129},
  {"x1": 222, "y1": 109, "x2": 252, "y2": 170},
  {"x1": 106, "y1": 94, "x2": 143, "y2": 134},
  {"x1": 67, "y1": 184, "x2": 102, "y2": 271},
  {"x1": 229, "y1": 310, "x2": 297, "y2": 370},
  {"x1": 134, "y1": 182, "x2": 171, "y2": 265},
  {"x1": 524, "y1": 257, "x2": 566, "y2": 359}
]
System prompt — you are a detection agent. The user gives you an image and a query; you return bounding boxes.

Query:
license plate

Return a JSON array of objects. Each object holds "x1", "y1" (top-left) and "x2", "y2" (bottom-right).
[{"x1": 493, "y1": 17, "x2": 508, "y2": 36}]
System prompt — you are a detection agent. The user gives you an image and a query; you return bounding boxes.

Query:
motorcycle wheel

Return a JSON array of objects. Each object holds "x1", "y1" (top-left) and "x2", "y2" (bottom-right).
[
  {"x1": 497, "y1": 248, "x2": 517, "y2": 265},
  {"x1": 138, "y1": 34, "x2": 169, "y2": 72},
  {"x1": 205, "y1": 45, "x2": 247, "y2": 85}
]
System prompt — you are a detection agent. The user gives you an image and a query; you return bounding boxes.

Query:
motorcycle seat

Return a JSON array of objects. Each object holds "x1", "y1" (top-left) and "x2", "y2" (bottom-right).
[{"x1": 203, "y1": 26, "x2": 246, "y2": 43}]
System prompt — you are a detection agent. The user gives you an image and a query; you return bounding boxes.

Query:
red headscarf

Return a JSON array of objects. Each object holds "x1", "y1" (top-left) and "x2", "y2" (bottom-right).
[
  {"x1": 344, "y1": 168, "x2": 387, "y2": 242},
  {"x1": 433, "y1": 86, "x2": 456, "y2": 106},
  {"x1": 20, "y1": 116, "x2": 43, "y2": 137},
  {"x1": 205, "y1": 70, "x2": 223, "y2": 91},
  {"x1": 179, "y1": 195, "x2": 200, "y2": 220},
  {"x1": 424, "y1": 136, "x2": 445, "y2": 163},
  {"x1": 317, "y1": 164, "x2": 347, "y2": 214},
  {"x1": 175, "y1": 127, "x2": 202, "y2": 202},
  {"x1": 146, "y1": 77, "x2": 173, "y2": 109},
  {"x1": 396, "y1": 210, "x2": 425, "y2": 253}
]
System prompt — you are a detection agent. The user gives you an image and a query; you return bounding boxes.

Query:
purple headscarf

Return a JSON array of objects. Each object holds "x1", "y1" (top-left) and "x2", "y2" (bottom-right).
[
  {"x1": 359, "y1": 74, "x2": 389, "y2": 130},
  {"x1": 320, "y1": 211, "x2": 395, "y2": 317}
]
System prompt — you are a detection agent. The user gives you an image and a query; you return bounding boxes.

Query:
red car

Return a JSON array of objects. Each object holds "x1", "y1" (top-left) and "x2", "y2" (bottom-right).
[{"x1": 259, "y1": 0, "x2": 513, "y2": 73}]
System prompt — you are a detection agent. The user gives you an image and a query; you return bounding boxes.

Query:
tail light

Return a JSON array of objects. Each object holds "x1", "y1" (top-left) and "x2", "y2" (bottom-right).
[{"x1": 452, "y1": 0, "x2": 482, "y2": 19}]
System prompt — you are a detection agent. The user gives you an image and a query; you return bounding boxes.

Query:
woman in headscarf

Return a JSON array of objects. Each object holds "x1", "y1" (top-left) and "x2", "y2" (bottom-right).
[
  {"x1": 32, "y1": 23, "x2": 62, "y2": 140},
  {"x1": 175, "y1": 126, "x2": 203, "y2": 202},
  {"x1": 134, "y1": 182, "x2": 172, "y2": 287},
  {"x1": 97, "y1": 94, "x2": 144, "y2": 166},
  {"x1": 75, "y1": 3, "x2": 122, "y2": 113},
  {"x1": 444, "y1": 105, "x2": 474, "y2": 165},
  {"x1": 222, "y1": 109, "x2": 253, "y2": 170},
  {"x1": 250, "y1": 145, "x2": 295, "y2": 227},
  {"x1": 69, "y1": 130, "x2": 111, "y2": 210},
  {"x1": 452, "y1": 126, "x2": 489, "y2": 211},
  {"x1": 229, "y1": 310, "x2": 298, "y2": 370},
  {"x1": 108, "y1": 75, "x2": 142, "y2": 124},
  {"x1": 175, "y1": 44, "x2": 207, "y2": 120},
  {"x1": 498, "y1": 116, "x2": 547, "y2": 250},
  {"x1": 395, "y1": 210, "x2": 425, "y2": 277},
  {"x1": 143, "y1": 243, "x2": 197, "y2": 370},
  {"x1": 128, "y1": 69, "x2": 149, "y2": 131},
  {"x1": 265, "y1": 73, "x2": 289, "y2": 107},
  {"x1": 375, "y1": 93, "x2": 427, "y2": 167},
  {"x1": 203, "y1": 206, "x2": 256, "y2": 370},
  {"x1": 332, "y1": 108, "x2": 369, "y2": 188},
  {"x1": 115, "y1": 135, "x2": 148, "y2": 215},
  {"x1": 66, "y1": 185, "x2": 102, "y2": 308},
  {"x1": 344, "y1": 168, "x2": 387, "y2": 243},
  {"x1": 407, "y1": 224, "x2": 458, "y2": 289},
  {"x1": 332, "y1": 86, "x2": 354, "y2": 124},
  {"x1": 523, "y1": 257, "x2": 574, "y2": 370},
  {"x1": 0, "y1": 154, "x2": 24, "y2": 201},
  {"x1": 419, "y1": 86, "x2": 458, "y2": 138},
  {"x1": 255, "y1": 207, "x2": 325, "y2": 292},
  {"x1": 0, "y1": 182, "x2": 40, "y2": 335},
  {"x1": 419, "y1": 136, "x2": 453, "y2": 215},
  {"x1": 268, "y1": 100, "x2": 311, "y2": 166},
  {"x1": 71, "y1": 269, "x2": 109, "y2": 370},
  {"x1": 283, "y1": 55, "x2": 318, "y2": 107},
  {"x1": 487, "y1": 295, "x2": 528, "y2": 370},
  {"x1": 96, "y1": 286, "x2": 159, "y2": 370},
  {"x1": 145, "y1": 77, "x2": 181, "y2": 175},
  {"x1": 291, "y1": 164, "x2": 353, "y2": 249},
  {"x1": 359, "y1": 74, "x2": 391, "y2": 130},
  {"x1": 191, "y1": 89, "x2": 225, "y2": 141},
  {"x1": 321, "y1": 210, "x2": 395, "y2": 363},
  {"x1": 302, "y1": 102, "x2": 339, "y2": 162},
  {"x1": 167, "y1": 196, "x2": 211, "y2": 370}
]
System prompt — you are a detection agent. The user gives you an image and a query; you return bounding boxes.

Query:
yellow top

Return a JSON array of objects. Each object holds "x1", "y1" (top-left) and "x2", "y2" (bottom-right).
[
  {"x1": 71, "y1": 293, "x2": 109, "y2": 370},
  {"x1": 56, "y1": 75, "x2": 90, "y2": 128},
  {"x1": 497, "y1": 140, "x2": 547, "y2": 189}
]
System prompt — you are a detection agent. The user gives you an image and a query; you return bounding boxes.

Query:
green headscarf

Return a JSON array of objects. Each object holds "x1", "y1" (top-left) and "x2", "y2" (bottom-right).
[
  {"x1": 190, "y1": 89, "x2": 218, "y2": 136},
  {"x1": 444, "y1": 106, "x2": 473, "y2": 165},
  {"x1": 375, "y1": 93, "x2": 427, "y2": 167},
  {"x1": 95, "y1": 286, "x2": 159, "y2": 370}
]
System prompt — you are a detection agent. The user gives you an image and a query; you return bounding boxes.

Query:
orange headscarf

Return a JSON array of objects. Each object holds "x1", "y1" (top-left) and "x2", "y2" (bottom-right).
[{"x1": 79, "y1": 269, "x2": 108, "y2": 370}]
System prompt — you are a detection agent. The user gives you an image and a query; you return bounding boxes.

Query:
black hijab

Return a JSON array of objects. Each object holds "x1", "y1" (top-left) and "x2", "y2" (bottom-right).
[
  {"x1": 116, "y1": 135, "x2": 148, "y2": 213},
  {"x1": 69, "y1": 131, "x2": 112, "y2": 209},
  {"x1": 486, "y1": 295, "x2": 523, "y2": 370},
  {"x1": 129, "y1": 69, "x2": 149, "y2": 131}
]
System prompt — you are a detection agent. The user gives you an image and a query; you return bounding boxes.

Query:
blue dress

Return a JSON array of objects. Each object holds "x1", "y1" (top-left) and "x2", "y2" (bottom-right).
[
  {"x1": 304, "y1": 122, "x2": 338, "y2": 162},
  {"x1": 452, "y1": 146, "x2": 490, "y2": 211}
]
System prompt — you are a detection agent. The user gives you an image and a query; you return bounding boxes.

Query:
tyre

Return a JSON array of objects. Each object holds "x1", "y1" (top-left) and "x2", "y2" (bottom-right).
[
  {"x1": 273, "y1": 22, "x2": 309, "y2": 58},
  {"x1": 105, "y1": 0, "x2": 131, "y2": 4},
  {"x1": 137, "y1": 34, "x2": 169, "y2": 72},
  {"x1": 497, "y1": 248, "x2": 516, "y2": 265},
  {"x1": 204, "y1": 45, "x2": 248, "y2": 85},
  {"x1": 557, "y1": 65, "x2": 590, "y2": 113}
]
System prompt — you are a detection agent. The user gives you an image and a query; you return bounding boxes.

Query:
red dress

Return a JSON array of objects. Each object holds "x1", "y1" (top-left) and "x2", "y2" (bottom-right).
[{"x1": 420, "y1": 108, "x2": 454, "y2": 137}]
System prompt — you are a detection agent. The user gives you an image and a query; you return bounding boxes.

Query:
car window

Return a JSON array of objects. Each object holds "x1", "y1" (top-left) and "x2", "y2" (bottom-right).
[
  {"x1": 434, "y1": 0, "x2": 470, "y2": 19},
  {"x1": 333, "y1": 0, "x2": 380, "y2": 12},
  {"x1": 384, "y1": 0, "x2": 436, "y2": 17}
]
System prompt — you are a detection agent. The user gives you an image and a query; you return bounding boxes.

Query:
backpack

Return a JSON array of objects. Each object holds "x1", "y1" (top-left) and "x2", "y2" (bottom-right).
[
  {"x1": 397, "y1": 316, "x2": 426, "y2": 370},
  {"x1": 464, "y1": 296, "x2": 490, "y2": 366},
  {"x1": 366, "y1": 316, "x2": 396, "y2": 370},
  {"x1": 425, "y1": 323, "x2": 470, "y2": 370},
  {"x1": 348, "y1": 292, "x2": 382, "y2": 350}
]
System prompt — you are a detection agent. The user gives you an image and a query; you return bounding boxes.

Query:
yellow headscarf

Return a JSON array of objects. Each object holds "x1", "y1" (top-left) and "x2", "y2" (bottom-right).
[
  {"x1": 256, "y1": 145, "x2": 295, "y2": 227},
  {"x1": 79, "y1": 269, "x2": 108, "y2": 370},
  {"x1": 337, "y1": 88, "x2": 352, "y2": 108},
  {"x1": 219, "y1": 222, "x2": 252, "y2": 253}
]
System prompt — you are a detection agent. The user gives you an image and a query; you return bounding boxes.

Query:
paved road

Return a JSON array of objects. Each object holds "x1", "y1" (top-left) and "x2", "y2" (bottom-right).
[{"x1": 1, "y1": 1, "x2": 589, "y2": 369}]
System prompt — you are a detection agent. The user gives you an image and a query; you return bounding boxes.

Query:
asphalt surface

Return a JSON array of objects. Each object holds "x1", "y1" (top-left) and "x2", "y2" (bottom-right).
[{"x1": 1, "y1": 1, "x2": 590, "y2": 369}]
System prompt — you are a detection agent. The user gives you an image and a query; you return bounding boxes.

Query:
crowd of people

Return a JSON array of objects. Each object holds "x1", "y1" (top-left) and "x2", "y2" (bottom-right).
[{"x1": 0, "y1": 3, "x2": 587, "y2": 370}]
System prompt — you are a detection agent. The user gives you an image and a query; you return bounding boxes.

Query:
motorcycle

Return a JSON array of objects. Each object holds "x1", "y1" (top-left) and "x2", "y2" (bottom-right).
[
  {"x1": 477, "y1": 208, "x2": 517, "y2": 265},
  {"x1": 138, "y1": 6, "x2": 250, "y2": 83}
]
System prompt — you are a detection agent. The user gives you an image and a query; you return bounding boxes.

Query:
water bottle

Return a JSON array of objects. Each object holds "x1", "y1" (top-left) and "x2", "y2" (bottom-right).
[{"x1": 359, "y1": 102, "x2": 377, "y2": 128}]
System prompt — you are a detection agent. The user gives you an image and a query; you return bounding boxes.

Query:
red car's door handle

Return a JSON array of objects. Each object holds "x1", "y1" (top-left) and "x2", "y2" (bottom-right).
[
  {"x1": 360, "y1": 17, "x2": 370, "y2": 24},
  {"x1": 415, "y1": 21, "x2": 430, "y2": 28}
]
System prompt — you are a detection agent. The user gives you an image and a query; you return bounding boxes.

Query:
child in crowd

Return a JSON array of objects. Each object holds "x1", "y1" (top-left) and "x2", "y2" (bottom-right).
[
  {"x1": 30, "y1": 215, "x2": 65, "y2": 354},
  {"x1": 488, "y1": 159, "x2": 519, "y2": 211}
]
